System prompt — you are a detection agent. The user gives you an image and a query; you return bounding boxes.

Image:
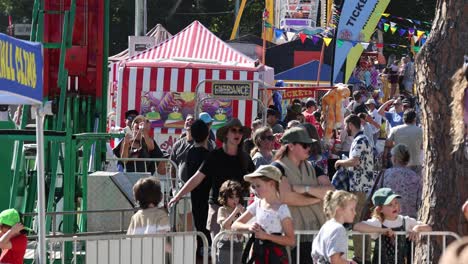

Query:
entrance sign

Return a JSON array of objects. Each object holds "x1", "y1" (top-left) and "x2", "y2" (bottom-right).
[
  {"x1": 212, "y1": 81, "x2": 253, "y2": 99},
  {"x1": 0, "y1": 33, "x2": 43, "y2": 104}
]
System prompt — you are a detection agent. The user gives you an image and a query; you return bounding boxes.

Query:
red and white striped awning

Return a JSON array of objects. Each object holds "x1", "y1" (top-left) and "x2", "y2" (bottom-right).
[
  {"x1": 116, "y1": 66, "x2": 260, "y2": 134},
  {"x1": 127, "y1": 21, "x2": 257, "y2": 67}
]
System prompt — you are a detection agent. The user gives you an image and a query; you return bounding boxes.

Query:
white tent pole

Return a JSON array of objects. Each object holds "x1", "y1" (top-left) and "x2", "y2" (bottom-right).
[{"x1": 35, "y1": 106, "x2": 46, "y2": 264}]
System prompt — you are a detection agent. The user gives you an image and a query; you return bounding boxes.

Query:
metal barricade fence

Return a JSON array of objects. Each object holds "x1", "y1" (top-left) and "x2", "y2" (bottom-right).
[
  {"x1": 212, "y1": 230, "x2": 461, "y2": 264},
  {"x1": 42, "y1": 231, "x2": 209, "y2": 264},
  {"x1": 100, "y1": 157, "x2": 192, "y2": 232}
]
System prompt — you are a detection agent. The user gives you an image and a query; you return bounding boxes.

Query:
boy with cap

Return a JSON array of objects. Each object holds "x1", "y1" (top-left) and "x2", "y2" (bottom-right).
[
  {"x1": 354, "y1": 188, "x2": 431, "y2": 264},
  {"x1": 0, "y1": 209, "x2": 28, "y2": 264}
]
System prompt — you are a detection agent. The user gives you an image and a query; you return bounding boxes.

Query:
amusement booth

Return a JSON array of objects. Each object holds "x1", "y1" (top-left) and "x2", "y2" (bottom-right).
[{"x1": 113, "y1": 21, "x2": 274, "y2": 152}]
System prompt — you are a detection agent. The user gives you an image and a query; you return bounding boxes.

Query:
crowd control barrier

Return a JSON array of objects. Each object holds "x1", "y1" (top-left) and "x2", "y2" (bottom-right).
[{"x1": 212, "y1": 230, "x2": 461, "y2": 264}]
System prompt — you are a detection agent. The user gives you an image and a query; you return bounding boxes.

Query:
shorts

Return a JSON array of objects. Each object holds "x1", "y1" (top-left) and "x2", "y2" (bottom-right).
[{"x1": 389, "y1": 74, "x2": 398, "y2": 84}]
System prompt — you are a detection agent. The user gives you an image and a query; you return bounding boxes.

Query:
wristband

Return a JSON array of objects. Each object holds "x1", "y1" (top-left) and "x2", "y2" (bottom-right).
[{"x1": 304, "y1": 186, "x2": 310, "y2": 193}]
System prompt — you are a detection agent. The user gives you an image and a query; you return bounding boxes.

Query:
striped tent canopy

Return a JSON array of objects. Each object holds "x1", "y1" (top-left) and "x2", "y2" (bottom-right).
[
  {"x1": 126, "y1": 20, "x2": 257, "y2": 67},
  {"x1": 115, "y1": 21, "x2": 266, "y2": 137}
]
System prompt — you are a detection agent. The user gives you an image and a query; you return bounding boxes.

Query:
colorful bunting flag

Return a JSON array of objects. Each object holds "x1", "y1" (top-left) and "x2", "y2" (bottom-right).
[
  {"x1": 413, "y1": 46, "x2": 420, "y2": 52},
  {"x1": 361, "y1": 42, "x2": 370, "y2": 49},
  {"x1": 417, "y1": 30, "x2": 425, "y2": 38},
  {"x1": 323, "y1": 37, "x2": 332, "y2": 46},
  {"x1": 390, "y1": 27, "x2": 397, "y2": 34},
  {"x1": 408, "y1": 28, "x2": 415, "y2": 35},
  {"x1": 390, "y1": 22, "x2": 396, "y2": 27},
  {"x1": 274, "y1": 29, "x2": 283, "y2": 40},
  {"x1": 384, "y1": 23, "x2": 390, "y2": 32},
  {"x1": 382, "y1": 13, "x2": 390, "y2": 17},
  {"x1": 337, "y1": 39, "x2": 344, "y2": 47},
  {"x1": 312, "y1": 35, "x2": 319, "y2": 45},
  {"x1": 398, "y1": 29, "x2": 406, "y2": 36},
  {"x1": 299, "y1": 33, "x2": 307, "y2": 44}
]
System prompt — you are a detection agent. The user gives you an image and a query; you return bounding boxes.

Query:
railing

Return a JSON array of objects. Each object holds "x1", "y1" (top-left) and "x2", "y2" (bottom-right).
[
  {"x1": 42, "y1": 231, "x2": 209, "y2": 264},
  {"x1": 211, "y1": 230, "x2": 461, "y2": 264}
]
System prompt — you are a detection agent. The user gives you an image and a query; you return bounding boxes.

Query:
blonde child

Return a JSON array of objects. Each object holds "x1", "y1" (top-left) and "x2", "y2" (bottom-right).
[
  {"x1": 354, "y1": 188, "x2": 432, "y2": 264},
  {"x1": 216, "y1": 180, "x2": 246, "y2": 264},
  {"x1": 127, "y1": 177, "x2": 171, "y2": 235},
  {"x1": 232, "y1": 165, "x2": 295, "y2": 264},
  {"x1": 311, "y1": 190, "x2": 358, "y2": 264}
]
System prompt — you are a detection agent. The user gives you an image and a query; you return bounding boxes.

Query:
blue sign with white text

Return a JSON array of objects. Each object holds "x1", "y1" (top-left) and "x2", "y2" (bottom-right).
[{"x1": 0, "y1": 33, "x2": 43, "y2": 105}]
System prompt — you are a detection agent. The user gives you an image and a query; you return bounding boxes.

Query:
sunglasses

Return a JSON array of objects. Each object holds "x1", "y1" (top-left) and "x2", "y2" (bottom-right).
[
  {"x1": 261, "y1": 135, "x2": 275, "y2": 141},
  {"x1": 294, "y1": 142, "x2": 311, "y2": 149},
  {"x1": 229, "y1": 127, "x2": 244, "y2": 134}
]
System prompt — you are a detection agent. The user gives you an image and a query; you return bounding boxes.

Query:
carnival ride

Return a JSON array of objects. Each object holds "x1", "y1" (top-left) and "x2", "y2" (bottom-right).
[{"x1": 0, "y1": 0, "x2": 110, "y2": 262}]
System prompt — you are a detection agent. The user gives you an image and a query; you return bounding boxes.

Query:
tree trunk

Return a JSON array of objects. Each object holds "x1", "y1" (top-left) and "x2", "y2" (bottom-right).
[{"x1": 414, "y1": 0, "x2": 468, "y2": 262}]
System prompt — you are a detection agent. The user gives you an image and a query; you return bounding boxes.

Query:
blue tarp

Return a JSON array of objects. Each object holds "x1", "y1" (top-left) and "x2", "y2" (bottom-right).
[
  {"x1": 274, "y1": 60, "x2": 360, "y2": 84},
  {"x1": 0, "y1": 33, "x2": 43, "y2": 105}
]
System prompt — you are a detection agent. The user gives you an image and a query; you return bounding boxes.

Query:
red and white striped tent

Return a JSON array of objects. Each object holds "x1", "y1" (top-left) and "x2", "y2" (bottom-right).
[{"x1": 116, "y1": 21, "x2": 270, "y2": 138}]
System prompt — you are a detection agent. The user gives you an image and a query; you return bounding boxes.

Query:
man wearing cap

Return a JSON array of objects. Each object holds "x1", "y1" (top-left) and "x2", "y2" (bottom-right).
[
  {"x1": 198, "y1": 112, "x2": 217, "y2": 149},
  {"x1": 0, "y1": 209, "x2": 28, "y2": 264},
  {"x1": 386, "y1": 109, "x2": 423, "y2": 174},
  {"x1": 365, "y1": 98, "x2": 382, "y2": 144},
  {"x1": 334, "y1": 114, "x2": 374, "y2": 263},
  {"x1": 169, "y1": 118, "x2": 255, "y2": 239},
  {"x1": 377, "y1": 98, "x2": 404, "y2": 130}
]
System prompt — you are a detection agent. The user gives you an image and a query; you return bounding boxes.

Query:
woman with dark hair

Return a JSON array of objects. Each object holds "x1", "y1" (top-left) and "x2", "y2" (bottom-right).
[
  {"x1": 272, "y1": 127, "x2": 334, "y2": 263},
  {"x1": 381, "y1": 144, "x2": 421, "y2": 218},
  {"x1": 250, "y1": 126, "x2": 275, "y2": 168},
  {"x1": 169, "y1": 119, "x2": 255, "y2": 239}
]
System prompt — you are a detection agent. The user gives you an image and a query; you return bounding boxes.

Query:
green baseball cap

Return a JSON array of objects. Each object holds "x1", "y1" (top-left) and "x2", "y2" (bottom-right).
[
  {"x1": 372, "y1": 188, "x2": 401, "y2": 206},
  {"x1": 280, "y1": 127, "x2": 316, "y2": 145},
  {"x1": 0, "y1": 209, "x2": 30, "y2": 231}
]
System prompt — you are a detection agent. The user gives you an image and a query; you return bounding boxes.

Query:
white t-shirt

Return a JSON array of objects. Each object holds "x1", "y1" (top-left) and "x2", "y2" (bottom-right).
[
  {"x1": 388, "y1": 124, "x2": 423, "y2": 166},
  {"x1": 368, "y1": 108, "x2": 382, "y2": 134},
  {"x1": 246, "y1": 199, "x2": 291, "y2": 234},
  {"x1": 362, "y1": 215, "x2": 422, "y2": 239},
  {"x1": 311, "y1": 219, "x2": 348, "y2": 263}
]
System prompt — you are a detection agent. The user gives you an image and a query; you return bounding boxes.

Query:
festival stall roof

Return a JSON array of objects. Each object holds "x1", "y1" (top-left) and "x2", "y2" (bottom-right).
[
  {"x1": 108, "y1": 24, "x2": 172, "y2": 62},
  {"x1": 265, "y1": 37, "x2": 334, "y2": 74},
  {"x1": 115, "y1": 21, "x2": 270, "y2": 136},
  {"x1": 274, "y1": 60, "x2": 360, "y2": 84}
]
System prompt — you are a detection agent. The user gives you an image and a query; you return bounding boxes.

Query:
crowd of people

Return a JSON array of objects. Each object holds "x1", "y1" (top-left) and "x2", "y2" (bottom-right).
[
  {"x1": 104, "y1": 69, "x2": 440, "y2": 264},
  {"x1": 1, "y1": 54, "x2": 462, "y2": 264}
]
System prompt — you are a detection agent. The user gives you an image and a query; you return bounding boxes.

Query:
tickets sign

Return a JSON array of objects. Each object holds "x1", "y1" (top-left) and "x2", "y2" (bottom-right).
[{"x1": 0, "y1": 33, "x2": 43, "y2": 105}]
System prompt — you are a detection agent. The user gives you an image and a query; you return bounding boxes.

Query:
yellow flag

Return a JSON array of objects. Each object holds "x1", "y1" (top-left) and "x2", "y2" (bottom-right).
[
  {"x1": 390, "y1": 27, "x2": 397, "y2": 34},
  {"x1": 382, "y1": 13, "x2": 390, "y2": 17},
  {"x1": 323, "y1": 37, "x2": 332, "y2": 46},
  {"x1": 417, "y1": 30, "x2": 425, "y2": 38}
]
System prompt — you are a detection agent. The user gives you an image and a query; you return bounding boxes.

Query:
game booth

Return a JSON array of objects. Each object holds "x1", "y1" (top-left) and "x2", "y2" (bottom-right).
[{"x1": 112, "y1": 21, "x2": 274, "y2": 152}]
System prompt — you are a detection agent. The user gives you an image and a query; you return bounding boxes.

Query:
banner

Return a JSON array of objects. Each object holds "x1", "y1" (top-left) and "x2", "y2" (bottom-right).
[
  {"x1": 332, "y1": 0, "x2": 390, "y2": 83},
  {"x1": 0, "y1": 33, "x2": 43, "y2": 105}
]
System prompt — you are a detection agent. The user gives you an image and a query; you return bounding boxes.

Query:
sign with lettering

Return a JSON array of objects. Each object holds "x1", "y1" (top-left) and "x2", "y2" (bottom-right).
[
  {"x1": 212, "y1": 81, "x2": 253, "y2": 99},
  {"x1": 332, "y1": 0, "x2": 388, "y2": 83},
  {"x1": 0, "y1": 33, "x2": 43, "y2": 105}
]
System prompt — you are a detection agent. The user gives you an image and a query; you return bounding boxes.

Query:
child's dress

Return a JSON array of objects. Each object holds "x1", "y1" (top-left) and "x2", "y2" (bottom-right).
[
  {"x1": 243, "y1": 199, "x2": 292, "y2": 264},
  {"x1": 362, "y1": 215, "x2": 421, "y2": 264},
  {"x1": 216, "y1": 205, "x2": 244, "y2": 264}
]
